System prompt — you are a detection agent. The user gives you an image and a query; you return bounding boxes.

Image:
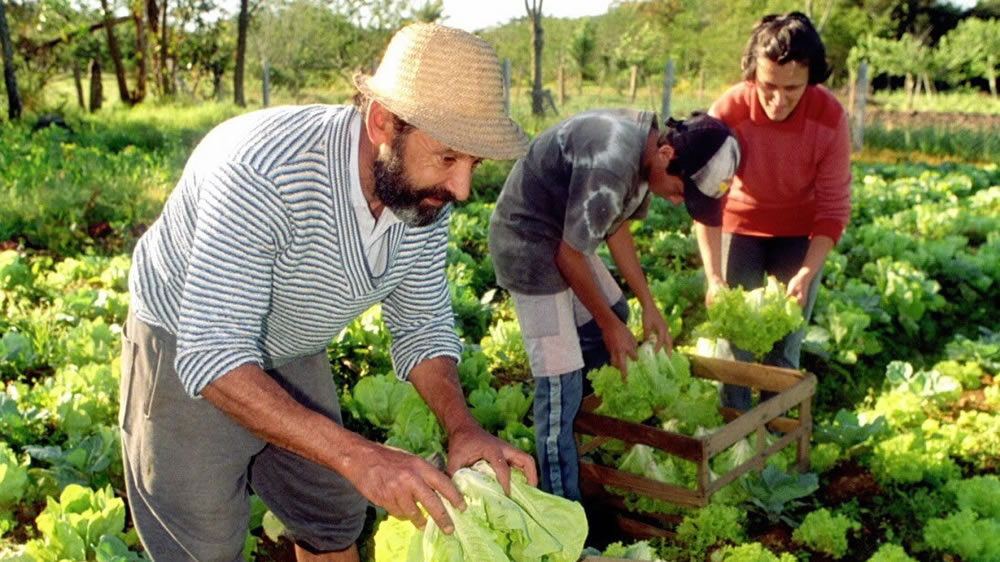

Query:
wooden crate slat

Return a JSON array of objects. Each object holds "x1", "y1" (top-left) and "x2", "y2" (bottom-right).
[
  {"x1": 703, "y1": 374, "x2": 816, "y2": 457},
  {"x1": 721, "y1": 407, "x2": 801, "y2": 434},
  {"x1": 703, "y1": 427, "x2": 806, "y2": 495},
  {"x1": 575, "y1": 354, "x2": 816, "y2": 526},
  {"x1": 580, "y1": 461, "x2": 707, "y2": 508},
  {"x1": 689, "y1": 355, "x2": 804, "y2": 392},
  {"x1": 575, "y1": 411, "x2": 704, "y2": 462}
]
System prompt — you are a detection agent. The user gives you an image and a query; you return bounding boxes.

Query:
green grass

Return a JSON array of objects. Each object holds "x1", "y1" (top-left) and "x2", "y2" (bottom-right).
[
  {"x1": 861, "y1": 124, "x2": 1000, "y2": 164},
  {"x1": 872, "y1": 88, "x2": 1000, "y2": 114}
]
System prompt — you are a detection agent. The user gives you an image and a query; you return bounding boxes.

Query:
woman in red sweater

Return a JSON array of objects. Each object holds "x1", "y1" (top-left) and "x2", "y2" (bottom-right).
[{"x1": 699, "y1": 12, "x2": 852, "y2": 410}]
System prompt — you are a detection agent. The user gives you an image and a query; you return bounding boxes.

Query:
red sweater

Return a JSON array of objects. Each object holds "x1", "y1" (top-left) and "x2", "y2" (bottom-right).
[{"x1": 710, "y1": 82, "x2": 852, "y2": 243}]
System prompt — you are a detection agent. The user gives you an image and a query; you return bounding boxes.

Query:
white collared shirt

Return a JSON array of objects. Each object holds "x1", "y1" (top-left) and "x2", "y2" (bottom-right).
[{"x1": 348, "y1": 113, "x2": 402, "y2": 277}]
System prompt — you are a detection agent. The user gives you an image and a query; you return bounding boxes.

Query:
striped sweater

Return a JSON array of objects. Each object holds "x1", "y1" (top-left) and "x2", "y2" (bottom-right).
[{"x1": 129, "y1": 105, "x2": 462, "y2": 397}]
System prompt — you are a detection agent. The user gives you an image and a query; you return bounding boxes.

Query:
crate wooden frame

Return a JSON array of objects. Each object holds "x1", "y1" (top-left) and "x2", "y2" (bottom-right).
[{"x1": 574, "y1": 354, "x2": 816, "y2": 536}]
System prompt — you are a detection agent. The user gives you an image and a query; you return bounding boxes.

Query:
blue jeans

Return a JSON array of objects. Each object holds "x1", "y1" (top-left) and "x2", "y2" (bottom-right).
[
  {"x1": 718, "y1": 233, "x2": 822, "y2": 411},
  {"x1": 533, "y1": 298, "x2": 629, "y2": 500}
]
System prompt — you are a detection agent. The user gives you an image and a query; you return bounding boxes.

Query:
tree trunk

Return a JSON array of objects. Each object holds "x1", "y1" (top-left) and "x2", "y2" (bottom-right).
[
  {"x1": 804, "y1": 0, "x2": 835, "y2": 32},
  {"x1": 988, "y1": 54, "x2": 997, "y2": 99},
  {"x1": 212, "y1": 61, "x2": 224, "y2": 101},
  {"x1": 132, "y1": 1, "x2": 148, "y2": 103},
  {"x1": 0, "y1": 0, "x2": 23, "y2": 120},
  {"x1": 234, "y1": 0, "x2": 249, "y2": 107},
  {"x1": 628, "y1": 64, "x2": 638, "y2": 103},
  {"x1": 90, "y1": 58, "x2": 104, "y2": 112},
  {"x1": 73, "y1": 60, "x2": 86, "y2": 109},
  {"x1": 159, "y1": 0, "x2": 172, "y2": 95},
  {"x1": 904, "y1": 73, "x2": 914, "y2": 111},
  {"x1": 100, "y1": 0, "x2": 133, "y2": 104},
  {"x1": 847, "y1": 67, "x2": 857, "y2": 121},
  {"x1": 526, "y1": 0, "x2": 544, "y2": 116},
  {"x1": 145, "y1": 0, "x2": 160, "y2": 95}
]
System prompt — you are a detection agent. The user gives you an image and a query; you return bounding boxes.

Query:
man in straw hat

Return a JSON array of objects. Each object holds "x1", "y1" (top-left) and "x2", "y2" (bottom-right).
[
  {"x1": 489, "y1": 109, "x2": 740, "y2": 501},
  {"x1": 120, "y1": 22, "x2": 534, "y2": 561}
]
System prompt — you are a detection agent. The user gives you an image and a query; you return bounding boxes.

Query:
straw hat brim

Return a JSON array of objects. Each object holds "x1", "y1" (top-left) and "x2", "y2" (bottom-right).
[{"x1": 355, "y1": 74, "x2": 529, "y2": 161}]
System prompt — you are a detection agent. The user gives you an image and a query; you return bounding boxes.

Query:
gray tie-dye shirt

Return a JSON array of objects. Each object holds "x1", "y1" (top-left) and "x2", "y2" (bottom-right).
[{"x1": 489, "y1": 109, "x2": 655, "y2": 294}]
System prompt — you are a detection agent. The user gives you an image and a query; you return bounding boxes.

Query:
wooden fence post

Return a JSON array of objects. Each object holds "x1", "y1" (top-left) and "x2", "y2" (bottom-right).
[
  {"x1": 502, "y1": 58, "x2": 511, "y2": 115},
  {"x1": 661, "y1": 59, "x2": 674, "y2": 121},
  {"x1": 852, "y1": 61, "x2": 869, "y2": 153},
  {"x1": 262, "y1": 61, "x2": 270, "y2": 107},
  {"x1": 558, "y1": 64, "x2": 566, "y2": 107}
]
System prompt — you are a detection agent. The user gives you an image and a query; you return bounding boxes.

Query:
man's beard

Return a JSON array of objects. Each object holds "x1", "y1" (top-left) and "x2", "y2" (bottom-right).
[{"x1": 373, "y1": 134, "x2": 455, "y2": 227}]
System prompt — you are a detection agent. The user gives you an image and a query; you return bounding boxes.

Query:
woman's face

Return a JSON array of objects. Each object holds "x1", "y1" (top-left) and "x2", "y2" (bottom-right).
[{"x1": 754, "y1": 57, "x2": 810, "y2": 122}]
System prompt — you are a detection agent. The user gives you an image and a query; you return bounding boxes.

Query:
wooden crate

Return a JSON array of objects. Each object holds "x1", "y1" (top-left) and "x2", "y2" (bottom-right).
[{"x1": 574, "y1": 354, "x2": 816, "y2": 538}]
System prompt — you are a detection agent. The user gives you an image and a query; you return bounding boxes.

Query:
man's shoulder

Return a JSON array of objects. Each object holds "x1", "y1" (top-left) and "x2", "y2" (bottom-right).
[
  {"x1": 545, "y1": 109, "x2": 651, "y2": 171},
  {"x1": 192, "y1": 105, "x2": 353, "y2": 169}
]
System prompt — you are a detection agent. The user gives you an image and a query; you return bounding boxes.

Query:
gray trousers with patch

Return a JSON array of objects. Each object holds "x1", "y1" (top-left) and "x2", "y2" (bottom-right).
[{"x1": 118, "y1": 310, "x2": 367, "y2": 561}]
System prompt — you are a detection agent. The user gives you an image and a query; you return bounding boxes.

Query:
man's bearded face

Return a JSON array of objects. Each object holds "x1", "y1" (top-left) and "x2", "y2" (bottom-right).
[{"x1": 373, "y1": 133, "x2": 455, "y2": 227}]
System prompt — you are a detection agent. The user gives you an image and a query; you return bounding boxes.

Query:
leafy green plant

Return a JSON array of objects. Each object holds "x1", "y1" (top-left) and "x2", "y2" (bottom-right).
[
  {"x1": 866, "y1": 543, "x2": 917, "y2": 562},
  {"x1": 791, "y1": 508, "x2": 860, "y2": 559},
  {"x1": 709, "y1": 542, "x2": 796, "y2": 562},
  {"x1": 697, "y1": 276, "x2": 803, "y2": 360},
  {"x1": 675, "y1": 504, "x2": 746, "y2": 560},
  {"x1": 814, "y1": 409, "x2": 889, "y2": 450},
  {"x1": 0, "y1": 442, "x2": 30, "y2": 537},
  {"x1": 21, "y1": 484, "x2": 139, "y2": 561},
  {"x1": 743, "y1": 466, "x2": 819, "y2": 525}
]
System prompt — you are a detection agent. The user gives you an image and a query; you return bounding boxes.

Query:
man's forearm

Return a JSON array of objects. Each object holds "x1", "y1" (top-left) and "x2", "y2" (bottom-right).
[
  {"x1": 606, "y1": 222, "x2": 654, "y2": 308},
  {"x1": 408, "y1": 356, "x2": 481, "y2": 438},
  {"x1": 694, "y1": 222, "x2": 724, "y2": 284},
  {"x1": 555, "y1": 240, "x2": 618, "y2": 328},
  {"x1": 200, "y1": 364, "x2": 373, "y2": 480}
]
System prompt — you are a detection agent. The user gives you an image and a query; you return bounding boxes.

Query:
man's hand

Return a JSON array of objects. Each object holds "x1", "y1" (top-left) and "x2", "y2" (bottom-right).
[
  {"x1": 445, "y1": 423, "x2": 537, "y2": 495},
  {"x1": 640, "y1": 305, "x2": 672, "y2": 353},
  {"x1": 602, "y1": 316, "x2": 639, "y2": 378},
  {"x1": 345, "y1": 439, "x2": 465, "y2": 533},
  {"x1": 407, "y1": 356, "x2": 537, "y2": 497}
]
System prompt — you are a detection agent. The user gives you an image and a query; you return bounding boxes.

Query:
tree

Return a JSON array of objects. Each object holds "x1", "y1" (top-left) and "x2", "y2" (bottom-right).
[
  {"x1": 804, "y1": 0, "x2": 835, "y2": 32},
  {"x1": 525, "y1": 0, "x2": 544, "y2": 116},
  {"x1": 940, "y1": 17, "x2": 1000, "y2": 98},
  {"x1": 0, "y1": 0, "x2": 22, "y2": 120},
  {"x1": 410, "y1": 0, "x2": 443, "y2": 23},
  {"x1": 234, "y1": 0, "x2": 248, "y2": 106},
  {"x1": 567, "y1": 17, "x2": 595, "y2": 94},
  {"x1": 130, "y1": 0, "x2": 148, "y2": 103},
  {"x1": 100, "y1": 0, "x2": 135, "y2": 104},
  {"x1": 248, "y1": 0, "x2": 368, "y2": 97}
]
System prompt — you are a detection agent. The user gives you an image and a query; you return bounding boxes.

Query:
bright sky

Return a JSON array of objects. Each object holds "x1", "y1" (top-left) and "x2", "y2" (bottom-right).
[
  {"x1": 440, "y1": 0, "x2": 614, "y2": 32},
  {"x1": 439, "y1": 0, "x2": 979, "y2": 33}
]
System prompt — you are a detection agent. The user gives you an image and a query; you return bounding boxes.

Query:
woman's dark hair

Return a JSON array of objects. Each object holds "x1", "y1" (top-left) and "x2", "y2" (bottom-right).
[{"x1": 740, "y1": 12, "x2": 831, "y2": 85}]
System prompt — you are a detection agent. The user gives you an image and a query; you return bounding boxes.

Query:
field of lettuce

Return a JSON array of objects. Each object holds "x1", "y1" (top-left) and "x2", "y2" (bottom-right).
[{"x1": 1, "y1": 109, "x2": 999, "y2": 562}]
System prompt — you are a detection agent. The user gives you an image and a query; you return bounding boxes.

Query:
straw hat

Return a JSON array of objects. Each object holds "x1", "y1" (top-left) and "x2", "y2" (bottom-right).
[{"x1": 354, "y1": 22, "x2": 529, "y2": 160}]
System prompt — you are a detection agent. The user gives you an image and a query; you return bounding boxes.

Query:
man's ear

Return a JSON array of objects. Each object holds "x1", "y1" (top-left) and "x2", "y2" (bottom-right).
[
  {"x1": 658, "y1": 143, "x2": 676, "y2": 163},
  {"x1": 366, "y1": 101, "x2": 395, "y2": 149}
]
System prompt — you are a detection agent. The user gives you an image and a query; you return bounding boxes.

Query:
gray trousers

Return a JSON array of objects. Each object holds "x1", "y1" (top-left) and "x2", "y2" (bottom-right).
[
  {"x1": 717, "y1": 233, "x2": 822, "y2": 410},
  {"x1": 119, "y1": 310, "x2": 367, "y2": 561}
]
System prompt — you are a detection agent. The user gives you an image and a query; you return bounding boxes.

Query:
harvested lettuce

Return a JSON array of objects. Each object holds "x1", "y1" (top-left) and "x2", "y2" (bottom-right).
[
  {"x1": 699, "y1": 276, "x2": 804, "y2": 360},
  {"x1": 373, "y1": 461, "x2": 587, "y2": 561}
]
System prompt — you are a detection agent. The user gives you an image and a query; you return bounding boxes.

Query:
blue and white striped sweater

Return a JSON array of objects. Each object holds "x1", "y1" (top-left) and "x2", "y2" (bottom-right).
[{"x1": 129, "y1": 104, "x2": 462, "y2": 396}]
